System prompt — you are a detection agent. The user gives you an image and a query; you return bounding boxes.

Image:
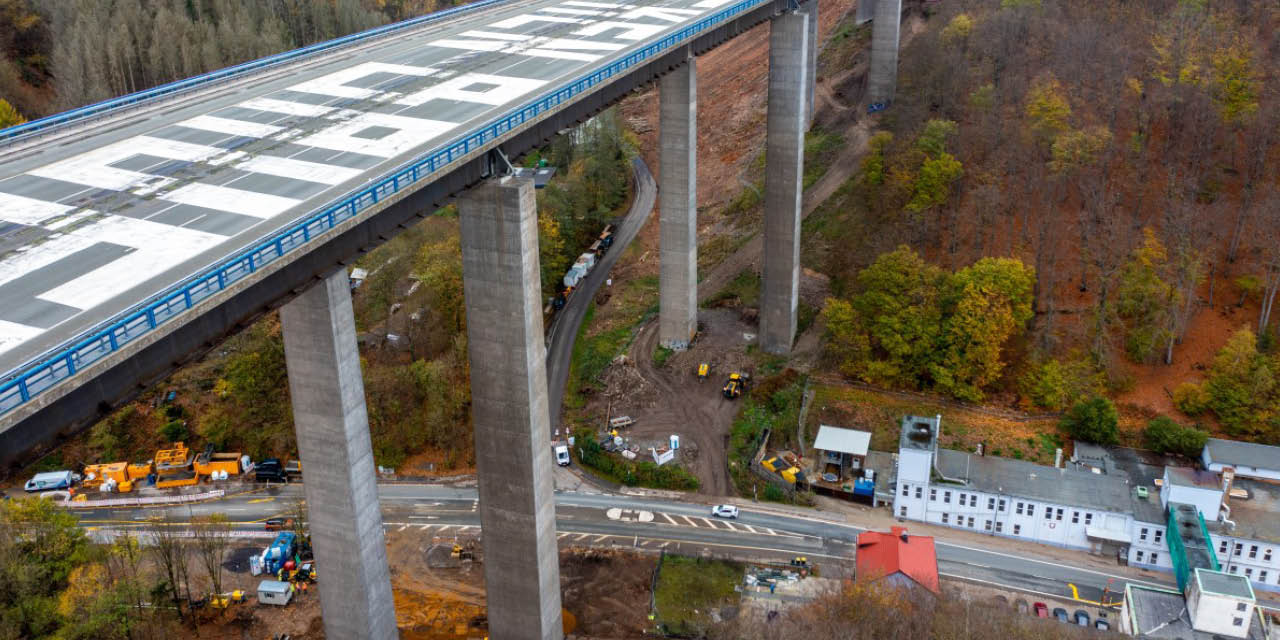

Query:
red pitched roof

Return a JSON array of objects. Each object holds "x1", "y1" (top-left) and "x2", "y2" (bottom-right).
[{"x1": 856, "y1": 526, "x2": 940, "y2": 594}]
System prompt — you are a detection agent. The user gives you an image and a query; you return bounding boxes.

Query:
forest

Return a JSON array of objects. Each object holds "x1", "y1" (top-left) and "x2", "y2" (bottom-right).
[
  {"x1": 809, "y1": 0, "x2": 1279, "y2": 446},
  {"x1": 0, "y1": 0, "x2": 460, "y2": 121}
]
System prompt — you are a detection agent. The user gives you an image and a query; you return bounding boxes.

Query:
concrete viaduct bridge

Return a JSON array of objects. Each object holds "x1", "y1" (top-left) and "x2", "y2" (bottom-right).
[{"x1": 0, "y1": 0, "x2": 903, "y2": 636}]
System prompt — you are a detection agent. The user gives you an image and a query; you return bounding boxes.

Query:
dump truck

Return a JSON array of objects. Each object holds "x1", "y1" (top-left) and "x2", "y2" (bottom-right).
[
  {"x1": 153, "y1": 442, "x2": 197, "y2": 488},
  {"x1": 193, "y1": 445, "x2": 242, "y2": 479},
  {"x1": 722, "y1": 373, "x2": 749, "y2": 399}
]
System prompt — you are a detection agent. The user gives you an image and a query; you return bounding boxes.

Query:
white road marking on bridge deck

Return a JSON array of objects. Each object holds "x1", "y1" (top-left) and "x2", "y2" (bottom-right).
[
  {"x1": 293, "y1": 112, "x2": 456, "y2": 158},
  {"x1": 238, "y1": 97, "x2": 335, "y2": 118},
  {"x1": 287, "y1": 62, "x2": 436, "y2": 100},
  {"x1": 161, "y1": 182, "x2": 300, "y2": 219},
  {"x1": 698, "y1": 517, "x2": 717, "y2": 529},
  {"x1": 764, "y1": 528, "x2": 778, "y2": 536},
  {"x1": 661, "y1": 513, "x2": 678, "y2": 525},
  {"x1": 539, "y1": 6, "x2": 605, "y2": 15},
  {"x1": 233, "y1": 155, "x2": 364, "y2": 186},
  {"x1": 680, "y1": 515, "x2": 697, "y2": 527},
  {"x1": 0, "y1": 320, "x2": 44, "y2": 354},
  {"x1": 563, "y1": 0, "x2": 627, "y2": 7},
  {"x1": 395, "y1": 72, "x2": 548, "y2": 107},
  {"x1": 38, "y1": 216, "x2": 224, "y2": 309},
  {"x1": 572, "y1": 20, "x2": 665, "y2": 40},
  {"x1": 177, "y1": 115, "x2": 283, "y2": 139},
  {"x1": 742, "y1": 524, "x2": 759, "y2": 534},
  {"x1": 0, "y1": 192, "x2": 78, "y2": 226}
]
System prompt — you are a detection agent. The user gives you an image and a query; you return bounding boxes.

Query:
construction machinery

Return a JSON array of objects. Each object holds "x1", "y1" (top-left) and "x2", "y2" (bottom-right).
[
  {"x1": 722, "y1": 373, "x2": 749, "y2": 399},
  {"x1": 451, "y1": 542, "x2": 476, "y2": 561},
  {"x1": 153, "y1": 442, "x2": 197, "y2": 488},
  {"x1": 193, "y1": 444, "x2": 243, "y2": 479},
  {"x1": 697, "y1": 363, "x2": 709, "y2": 381}
]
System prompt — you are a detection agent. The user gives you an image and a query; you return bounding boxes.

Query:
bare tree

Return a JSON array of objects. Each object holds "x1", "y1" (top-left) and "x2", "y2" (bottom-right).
[
  {"x1": 190, "y1": 513, "x2": 233, "y2": 599},
  {"x1": 146, "y1": 515, "x2": 193, "y2": 624}
]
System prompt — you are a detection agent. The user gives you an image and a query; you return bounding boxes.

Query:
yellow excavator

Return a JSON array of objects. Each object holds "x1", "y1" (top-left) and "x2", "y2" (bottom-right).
[{"x1": 723, "y1": 373, "x2": 748, "y2": 399}]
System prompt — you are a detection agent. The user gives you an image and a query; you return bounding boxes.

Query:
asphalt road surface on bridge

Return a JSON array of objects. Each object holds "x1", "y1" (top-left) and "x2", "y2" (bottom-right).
[
  {"x1": 0, "y1": 0, "x2": 743, "y2": 374},
  {"x1": 74, "y1": 483, "x2": 1179, "y2": 607}
]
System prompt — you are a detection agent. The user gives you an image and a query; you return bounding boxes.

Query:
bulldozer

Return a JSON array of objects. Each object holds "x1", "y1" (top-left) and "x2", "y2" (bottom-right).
[
  {"x1": 722, "y1": 373, "x2": 749, "y2": 399},
  {"x1": 696, "y1": 363, "x2": 709, "y2": 381}
]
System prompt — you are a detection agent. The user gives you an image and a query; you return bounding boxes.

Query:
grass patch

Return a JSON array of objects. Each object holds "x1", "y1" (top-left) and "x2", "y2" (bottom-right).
[
  {"x1": 654, "y1": 345, "x2": 675, "y2": 367},
  {"x1": 808, "y1": 383, "x2": 1066, "y2": 463},
  {"x1": 572, "y1": 427, "x2": 699, "y2": 490},
  {"x1": 654, "y1": 555, "x2": 742, "y2": 635},
  {"x1": 803, "y1": 129, "x2": 845, "y2": 190},
  {"x1": 728, "y1": 369, "x2": 807, "y2": 497},
  {"x1": 703, "y1": 269, "x2": 761, "y2": 308},
  {"x1": 564, "y1": 304, "x2": 632, "y2": 409}
]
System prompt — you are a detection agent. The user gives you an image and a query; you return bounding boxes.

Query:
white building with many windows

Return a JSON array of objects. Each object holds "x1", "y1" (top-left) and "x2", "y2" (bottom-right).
[{"x1": 888, "y1": 415, "x2": 1280, "y2": 594}]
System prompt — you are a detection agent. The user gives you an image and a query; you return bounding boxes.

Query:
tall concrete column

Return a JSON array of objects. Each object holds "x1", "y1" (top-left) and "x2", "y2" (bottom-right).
[
  {"x1": 760, "y1": 10, "x2": 809, "y2": 355},
  {"x1": 867, "y1": 0, "x2": 902, "y2": 106},
  {"x1": 659, "y1": 58, "x2": 698, "y2": 350},
  {"x1": 280, "y1": 267, "x2": 397, "y2": 640},
  {"x1": 803, "y1": 0, "x2": 818, "y2": 128},
  {"x1": 458, "y1": 176, "x2": 564, "y2": 640},
  {"x1": 855, "y1": 0, "x2": 874, "y2": 24}
]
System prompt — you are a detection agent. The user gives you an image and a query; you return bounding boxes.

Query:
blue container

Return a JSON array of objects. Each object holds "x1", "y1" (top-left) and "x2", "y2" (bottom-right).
[{"x1": 853, "y1": 478, "x2": 875, "y2": 497}]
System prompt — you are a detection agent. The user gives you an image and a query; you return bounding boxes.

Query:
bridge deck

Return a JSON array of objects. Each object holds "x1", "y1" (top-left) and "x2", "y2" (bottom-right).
[{"x1": 0, "y1": 0, "x2": 747, "y2": 382}]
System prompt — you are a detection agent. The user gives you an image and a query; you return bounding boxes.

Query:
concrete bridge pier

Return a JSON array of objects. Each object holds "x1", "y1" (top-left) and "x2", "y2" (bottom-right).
[
  {"x1": 279, "y1": 267, "x2": 398, "y2": 640},
  {"x1": 867, "y1": 0, "x2": 902, "y2": 106},
  {"x1": 458, "y1": 176, "x2": 564, "y2": 640},
  {"x1": 803, "y1": 0, "x2": 818, "y2": 128},
  {"x1": 760, "y1": 9, "x2": 810, "y2": 355},
  {"x1": 659, "y1": 57, "x2": 698, "y2": 350},
  {"x1": 855, "y1": 0, "x2": 874, "y2": 24}
]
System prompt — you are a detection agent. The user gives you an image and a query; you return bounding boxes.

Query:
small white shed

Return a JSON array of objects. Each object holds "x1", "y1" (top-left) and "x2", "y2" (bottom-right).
[{"x1": 257, "y1": 579, "x2": 293, "y2": 606}]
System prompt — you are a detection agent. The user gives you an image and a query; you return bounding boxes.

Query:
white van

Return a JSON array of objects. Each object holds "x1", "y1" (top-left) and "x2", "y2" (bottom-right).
[{"x1": 554, "y1": 445, "x2": 571, "y2": 466}]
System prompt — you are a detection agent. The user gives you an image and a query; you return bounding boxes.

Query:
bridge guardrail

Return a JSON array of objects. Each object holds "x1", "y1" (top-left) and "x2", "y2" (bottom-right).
[
  {"x1": 0, "y1": 0, "x2": 517, "y2": 145},
  {"x1": 0, "y1": 0, "x2": 773, "y2": 418}
]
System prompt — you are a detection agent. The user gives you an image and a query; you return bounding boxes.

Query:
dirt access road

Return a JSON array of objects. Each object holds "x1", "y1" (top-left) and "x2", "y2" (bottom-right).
[{"x1": 608, "y1": 308, "x2": 759, "y2": 496}]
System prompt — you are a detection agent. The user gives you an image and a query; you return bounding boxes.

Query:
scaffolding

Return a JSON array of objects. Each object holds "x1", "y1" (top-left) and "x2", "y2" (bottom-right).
[{"x1": 1167, "y1": 502, "x2": 1219, "y2": 592}]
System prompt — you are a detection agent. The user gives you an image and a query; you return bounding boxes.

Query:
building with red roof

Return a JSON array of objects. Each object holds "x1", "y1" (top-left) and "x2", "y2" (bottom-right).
[{"x1": 856, "y1": 526, "x2": 940, "y2": 594}]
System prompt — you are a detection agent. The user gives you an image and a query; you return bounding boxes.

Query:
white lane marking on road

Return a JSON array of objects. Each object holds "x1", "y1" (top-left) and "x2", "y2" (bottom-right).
[
  {"x1": 699, "y1": 517, "x2": 718, "y2": 529},
  {"x1": 658, "y1": 542, "x2": 669, "y2": 548},
  {"x1": 722, "y1": 521, "x2": 740, "y2": 532},
  {"x1": 558, "y1": 533, "x2": 570, "y2": 539},
  {"x1": 177, "y1": 115, "x2": 284, "y2": 139},
  {"x1": 437, "y1": 525, "x2": 451, "y2": 533},
  {"x1": 574, "y1": 533, "x2": 589, "y2": 541},
  {"x1": 489, "y1": 14, "x2": 583, "y2": 29},
  {"x1": 563, "y1": 0, "x2": 627, "y2": 7},
  {"x1": 398, "y1": 524, "x2": 409, "y2": 531},
  {"x1": 680, "y1": 515, "x2": 698, "y2": 527},
  {"x1": 935, "y1": 541, "x2": 1173, "y2": 590},
  {"x1": 572, "y1": 20, "x2": 665, "y2": 40},
  {"x1": 765, "y1": 528, "x2": 778, "y2": 536},
  {"x1": 742, "y1": 524, "x2": 758, "y2": 534},
  {"x1": 161, "y1": 182, "x2": 300, "y2": 219},
  {"x1": 417, "y1": 524, "x2": 431, "y2": 530},
  {"x1": 661, "y1": 513, "x2": 678, "y2": 525},
  {"x1": 408, "y1": 515, "x2": 438, "y2": 519},
  {"x1": 594, "y1": 534, "x2": 609, "y2": 542}
]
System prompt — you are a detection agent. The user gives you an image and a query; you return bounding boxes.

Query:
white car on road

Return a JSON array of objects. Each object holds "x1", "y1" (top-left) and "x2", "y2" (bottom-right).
[
  {"x1": 711, "y1": 504, "x2": 739, "y2": 519},
  {"x1": 554, "y1": 445, "x2": 571, "y2": 466}
]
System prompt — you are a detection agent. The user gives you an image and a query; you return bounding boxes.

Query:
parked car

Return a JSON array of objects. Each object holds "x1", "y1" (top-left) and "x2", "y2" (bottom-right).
[
  {"x1": 711, "y1": 504, "x2": 739, "y2": 519},
  {"x1": 24, "y1": 470, "x2": 79, "y2": 492},
  {"x1": 1075, "y1": 610, "x2": 1090, "y2": 626},
  {"x1": 265, "y1": 517, "x2": 295, "y2": 531},
  {"x1": 1033, "y1": 602, "x2": 1048, "y2": 618},
  {"x1": 1053, "y1": 608, "x2": 1068, "y2": 622},
  {"x1": 255, "y1": 458, "x2": 287, "y2": 483}
]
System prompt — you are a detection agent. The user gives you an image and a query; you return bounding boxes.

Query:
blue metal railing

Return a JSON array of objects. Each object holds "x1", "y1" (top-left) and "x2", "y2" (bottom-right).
[
  {"x1": 0, "y1": 0, "x2": 772, "y2": 417},
  {"x1": 0, "y1": 0, "x2": 517, "y2": 144}
]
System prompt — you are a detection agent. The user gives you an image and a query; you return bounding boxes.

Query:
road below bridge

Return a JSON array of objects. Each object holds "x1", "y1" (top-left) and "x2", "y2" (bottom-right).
[{"x1": 74, "y1": 482, "x2": 1179, "y2": 608}]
